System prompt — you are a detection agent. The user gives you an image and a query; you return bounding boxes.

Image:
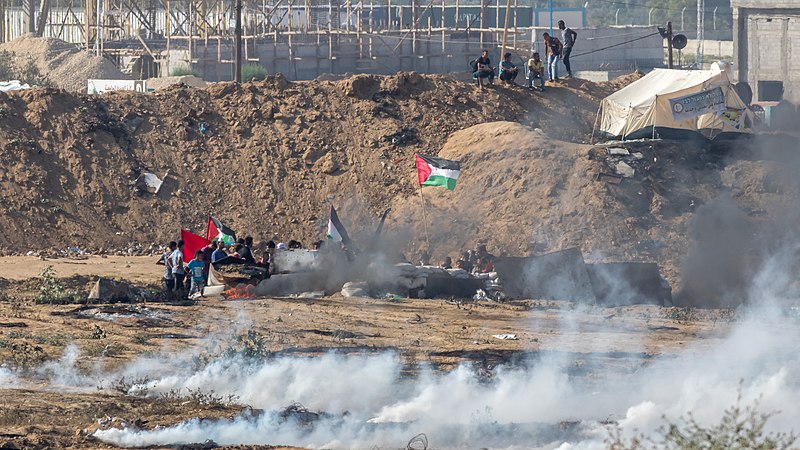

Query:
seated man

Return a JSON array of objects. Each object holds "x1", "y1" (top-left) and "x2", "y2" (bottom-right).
[
  {"x1": 498, "y1": 53, "x2": 519, "y2": 84},
  {"x1": 456, "y1": 251, "x2": 474, "y2": 273},
  {"x1": 474, "y1": 244, "x2": 496, "y2": 273},
  {"x1": 527, "y1": 52, "x2": 546, "y2": 91},
  {"x1": 472, "y1": 49, "x2": 495, "y2": 87},
  {"x1": 441, "y1": 256, "x2": 453, "y2": 270}
]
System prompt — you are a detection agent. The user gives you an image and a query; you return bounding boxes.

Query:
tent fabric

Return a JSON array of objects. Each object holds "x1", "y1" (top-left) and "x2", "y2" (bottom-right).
[{"x1": 599, "y1": 63, "x2": 755, "y2": 139}]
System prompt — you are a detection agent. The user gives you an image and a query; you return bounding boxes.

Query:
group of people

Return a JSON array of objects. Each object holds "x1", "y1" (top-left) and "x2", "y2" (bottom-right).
[
  {"x1": 439, "y1": 244, "x2": 497, "y2": 275},
  {"x1": 472, "y1": 20, "x2": 578, "y2": 90},
  {"x1": 161, "y1": 236, "x2": 318, "y2": 296}
]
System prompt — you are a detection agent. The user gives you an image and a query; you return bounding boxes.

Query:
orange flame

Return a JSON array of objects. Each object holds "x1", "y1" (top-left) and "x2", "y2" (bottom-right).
[{"x1": 223, "y1": 285, "x2": 256, "y2": 300}]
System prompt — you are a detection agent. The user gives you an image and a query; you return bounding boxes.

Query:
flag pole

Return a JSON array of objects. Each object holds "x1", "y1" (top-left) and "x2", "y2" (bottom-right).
[{"x1": 417, "y1": 184, "x2": 431, "y2": 250}]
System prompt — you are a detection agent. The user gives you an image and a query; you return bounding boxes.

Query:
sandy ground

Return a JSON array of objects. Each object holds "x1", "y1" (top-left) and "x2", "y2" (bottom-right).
[
  {"x1": 0, "y1": 256, "x2": 162, "y2": 282},
  {"x1": 0, "y1": 256, "x2": 736, "y2": 449}
]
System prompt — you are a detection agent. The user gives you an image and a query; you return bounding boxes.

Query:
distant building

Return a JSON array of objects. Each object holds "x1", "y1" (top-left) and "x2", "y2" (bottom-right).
[{"x1": 733, "y1": 0, "x2": 800, "y2": 103}]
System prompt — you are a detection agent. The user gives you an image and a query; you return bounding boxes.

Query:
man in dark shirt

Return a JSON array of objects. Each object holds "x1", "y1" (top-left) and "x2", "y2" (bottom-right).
[
  {"x1": 238, "y1": 236, "x2": 256, "y2": 263},
  {"x1": 456, "y1": 251, "x2": 474, "y2": 273},
  {"x1": 472, "y1": 49, "x2": 495, "y2": 88},
  {"x1": 558, "y1": 20, "x2": 578, "y2": 78}
]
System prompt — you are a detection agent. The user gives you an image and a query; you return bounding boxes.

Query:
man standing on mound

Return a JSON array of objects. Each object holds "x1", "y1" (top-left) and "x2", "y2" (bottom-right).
[{"x1": 558, "y1": 20, "x2": 578, "y2": 79}]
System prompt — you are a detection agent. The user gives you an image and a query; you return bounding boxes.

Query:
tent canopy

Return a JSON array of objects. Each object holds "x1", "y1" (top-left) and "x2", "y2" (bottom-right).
[{"x1": 599, "y1": 63, "x2": 755, "y2": 140}]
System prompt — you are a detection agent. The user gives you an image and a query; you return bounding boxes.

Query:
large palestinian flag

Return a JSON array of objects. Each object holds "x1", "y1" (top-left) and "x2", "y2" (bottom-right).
[
  {"x1": 206, "y1": 216, "x2": 236, "y2": 245},
  {"x1": 415, "y1": 153, "x2": 460, "y2": 191}
]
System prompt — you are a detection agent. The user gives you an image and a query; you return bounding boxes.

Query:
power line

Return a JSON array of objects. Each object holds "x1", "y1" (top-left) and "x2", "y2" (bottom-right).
[
  {"x1": 589, "y1": 0, "x2": 732, "y2": 14},
  {"x1": 571, "y1": 30, "x2": 661, "y2": 58}
]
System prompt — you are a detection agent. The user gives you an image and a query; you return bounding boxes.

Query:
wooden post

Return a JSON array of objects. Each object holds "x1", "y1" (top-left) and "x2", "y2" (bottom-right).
[
  {"x1": 188, "y1": 0, "x2": 194, "y2": 71},
  {"x1": 454, "y1": 0, "x2": 459, "y2": 31},
  {"x1": 479, "y1": 0, "x2": 484, "y2": 47},
  {"x1": 0, "y1": 0, "x2": 5, "y2": 43},
  {"x1": 165, "y1": 0, "x2": 171, "y2": 74},
  {"x1": 345, "y1": 0, "x2": 350, "y2": 31},
  {"x1": 369, "y1": 1, "x2": 373, "y2": 59},
  {"x1": 85, "y1": 0, "x2": 92, "y2": 50},
  {"x1": 667, "y1": 20, "x2": 674, "y2": 69},
  {"x1": 336, "y1": 0, "x2": 341, "y2": 32},
  {"x1": 440, "y1": 0, "x2": 444, "y2": 50},
  {"x1": 440, "y1": 0, "x2": 444, "y2": 71},
  {"x1": 411, "y1": 0, "x2": 416, "y2": 53},
  {"x1": 512, "y1": 0, "x2": 517, "y2": 50},
  {"x1": 499, "y1": 0, "x2": 510, "y2": 60},
  {"x1": 233, "y1": 0, "x2": 242, "y2": 79}
]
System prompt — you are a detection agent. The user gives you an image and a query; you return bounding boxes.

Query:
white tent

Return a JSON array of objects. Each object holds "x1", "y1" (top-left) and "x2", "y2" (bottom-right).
[{"x1": 598, "y1": 62, "x2": 755, "y2": 140}]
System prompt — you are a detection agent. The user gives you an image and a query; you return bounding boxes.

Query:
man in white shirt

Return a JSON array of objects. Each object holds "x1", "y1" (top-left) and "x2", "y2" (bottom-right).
[{"x1": 171, "y1": 240, "x2": 186, "y2": 292}]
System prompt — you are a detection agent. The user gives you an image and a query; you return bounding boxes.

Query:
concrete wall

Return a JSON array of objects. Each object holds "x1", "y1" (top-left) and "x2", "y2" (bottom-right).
[
  {"x1": 734, "y1": 5, "x2": 800, "y2": 102},
  {"x1": 732, "y1": 0, "x2": 799, "y2": 8},
  {"x1": 158, "y1": 26, "x2": 664, "y2": 82},
  {"x1": 685, "y1": 39, "x2": 734, "y2": 58}
]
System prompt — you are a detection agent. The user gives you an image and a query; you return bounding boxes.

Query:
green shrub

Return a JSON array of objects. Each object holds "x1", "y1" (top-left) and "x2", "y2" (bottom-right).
[
  {"x1": 170, "y1": 66, "x2": 202, "y2": 78},
  {"x1": 241, "y1": 63, "x2": 268, "y2": 82},
  {"x1": 609, "y1": 394, "x2": 797, "y2": 450},
  {"x1": 35, "y1": 266, "x2": 85, "y2": 304}
]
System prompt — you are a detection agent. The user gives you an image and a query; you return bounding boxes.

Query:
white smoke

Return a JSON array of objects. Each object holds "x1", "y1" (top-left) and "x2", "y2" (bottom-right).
[
  {"x1": 0, "y1": 366, "x2": 18, "y2": 388},
  {"x1": 84, "y1": 301, "x2": 800, "y2": 449}
]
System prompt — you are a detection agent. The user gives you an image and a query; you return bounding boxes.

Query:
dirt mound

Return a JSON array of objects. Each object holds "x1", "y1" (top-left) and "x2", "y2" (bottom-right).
[
  {"x1": 0, "y1": 34, "x2": 128, "y2": 93},
  {"x1": 391, "y1": 122, "x2": 800, "y2": 292},
  {"x1": 0, "y1": 71, "x2": 684, "y2": 264}
]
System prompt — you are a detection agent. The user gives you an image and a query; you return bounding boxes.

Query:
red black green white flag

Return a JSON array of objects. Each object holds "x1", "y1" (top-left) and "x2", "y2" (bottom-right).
[
  {"x1": 206, "y1": 216, "x2": 236, "y2": 245},
  {"x1": 326, "y1": 205, "x2": 352, "y2": 246},
  {"x1": 415, "y1": 153, "x2": 460, "y2": 191},
  {"x1": 326, "y1": 205, "x2": 350, "y2": 245}
]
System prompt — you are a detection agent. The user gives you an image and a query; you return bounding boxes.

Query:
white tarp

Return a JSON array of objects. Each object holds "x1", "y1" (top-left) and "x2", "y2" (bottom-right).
[
  {"x1": 599, "y1": 62, "x2": 755, "y2": 139},
  {"x1": 0, "y1": 80, "x2": 30, "y2": 92},
  {"x1": 88, "y1": 79, "x2": 146, "y2": 94}
]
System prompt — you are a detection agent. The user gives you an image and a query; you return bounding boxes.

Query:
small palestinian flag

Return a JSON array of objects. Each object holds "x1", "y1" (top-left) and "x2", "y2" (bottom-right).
[
  {"x1": 326, "y1": 206, "x2": 351, "y2": 245},
  {"x1": 206, "y1": 216, "x2": 236, "y2": 245},
  {"x1": 415, "y1": 153, "x2": 460, "y2": 191}
]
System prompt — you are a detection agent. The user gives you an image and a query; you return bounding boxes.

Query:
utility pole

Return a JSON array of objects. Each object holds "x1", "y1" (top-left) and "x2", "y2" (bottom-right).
[
  {"x1": 234, "y1": 0, "x2": 242, "y2": 82},
  {"x1": 499, "y1": 0, "x2": 511, "y2": 61},
  {"x1": 696, "y1": 0, "x2": 704, "y2": 67},
  {"x1": 667, "y1": 21, "x2": 673, "y2": 69}
]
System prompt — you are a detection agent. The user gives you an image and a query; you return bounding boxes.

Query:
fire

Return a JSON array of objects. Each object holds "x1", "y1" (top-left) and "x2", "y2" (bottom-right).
[{"x1": 223, "y1": 284, "x2": 257, "y2": 300}]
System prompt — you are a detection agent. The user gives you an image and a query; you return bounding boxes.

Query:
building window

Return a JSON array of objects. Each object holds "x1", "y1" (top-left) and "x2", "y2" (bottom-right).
[{"x1": 758, "y1": 81, "x2": 783, "y2": 102}]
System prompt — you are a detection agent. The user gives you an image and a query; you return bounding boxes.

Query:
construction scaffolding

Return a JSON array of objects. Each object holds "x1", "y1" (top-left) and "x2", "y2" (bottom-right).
[{"x1": 0, "y1": 0, "x2": 587, "y2": 80}]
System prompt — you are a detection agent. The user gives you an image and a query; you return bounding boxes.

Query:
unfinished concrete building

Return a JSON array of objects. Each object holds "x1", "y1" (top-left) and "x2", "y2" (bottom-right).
[
  {"x1": 0, "y1": 0, "x2": 664, "y2": 82},
  {"x1": 733, "y1": 0, "x2": 800, "y2": 103}
]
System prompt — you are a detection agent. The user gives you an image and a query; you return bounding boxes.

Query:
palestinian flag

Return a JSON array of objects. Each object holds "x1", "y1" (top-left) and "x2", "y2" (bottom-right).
[
  {"x1": 326, "y1": 206, "x2": 351, "y2": 245},
  {"x1": 415, "y1": 153, "x2": 460, "y2": 190},
  {"x1": 206, "y1": 216, "x2": 236, "y2": 245}
]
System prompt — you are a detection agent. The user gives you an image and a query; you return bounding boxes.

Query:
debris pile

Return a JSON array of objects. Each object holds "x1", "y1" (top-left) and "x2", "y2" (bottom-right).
[{"x1": 0, "y1": 35, "x2": 129, "y2": 92}]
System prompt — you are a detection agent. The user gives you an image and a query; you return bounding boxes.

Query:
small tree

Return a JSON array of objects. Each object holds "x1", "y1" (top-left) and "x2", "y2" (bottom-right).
[{"x1": 241, "y1": 63, "x2": 268, "y2": 82}]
